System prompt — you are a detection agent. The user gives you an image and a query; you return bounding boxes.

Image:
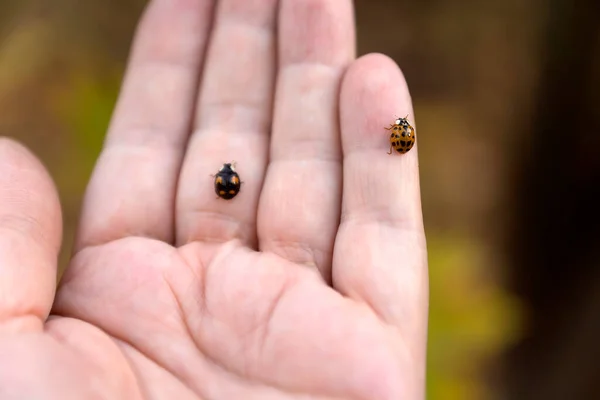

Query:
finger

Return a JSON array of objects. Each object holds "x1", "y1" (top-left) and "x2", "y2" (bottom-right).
[
  {"x1": 75, "y1": 0, "x2": 215, "y2": 251},
  {"x1": 257, "y1": 0, "x2": 355, "y2": 281},
  {"x1": 176, "y1": 0, "x2": 278, "y2": 246},
  {"x1": 0, "y1": 139, "x2": 62, "y2": 333},
  {"x1": 333, "y1": 54, "x2": 428, "y2": 348}
]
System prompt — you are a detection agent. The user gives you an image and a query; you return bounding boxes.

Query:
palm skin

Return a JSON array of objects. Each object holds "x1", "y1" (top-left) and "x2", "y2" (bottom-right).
[{"x1": 0, "y1": 1, "x2": 428, "y2": 399}]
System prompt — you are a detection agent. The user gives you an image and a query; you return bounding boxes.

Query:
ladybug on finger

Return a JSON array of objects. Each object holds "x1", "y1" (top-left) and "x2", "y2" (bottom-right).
[
  {"x1": 385, "y1": 115, "x2": 415, "y2": 155},
  {"x1": 214, "y1": 162, "x2": 241, "y2": 200}
]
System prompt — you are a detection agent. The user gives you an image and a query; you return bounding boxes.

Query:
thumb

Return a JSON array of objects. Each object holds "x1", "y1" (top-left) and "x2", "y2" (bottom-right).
[{"x1": 0, "y1": 138, "x2": 62, "y2": 334}]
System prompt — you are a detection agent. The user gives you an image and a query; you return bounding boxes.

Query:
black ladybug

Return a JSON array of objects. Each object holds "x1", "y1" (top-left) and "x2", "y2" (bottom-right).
[{"x1": 214, "y1": 163, "x2": 241, "y2": 200}]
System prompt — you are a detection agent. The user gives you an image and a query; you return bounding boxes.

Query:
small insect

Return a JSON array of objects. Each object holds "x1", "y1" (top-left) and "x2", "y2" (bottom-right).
[
  {"x1": 214, "y1": 162, "x2": 241, "y2": 200},
  {"x1": 385, "y1": 116, "x2": 415, "y2": 155}
]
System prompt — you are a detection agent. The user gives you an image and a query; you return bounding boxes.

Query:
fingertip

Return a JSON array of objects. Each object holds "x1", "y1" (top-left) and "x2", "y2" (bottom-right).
[
  {"x1": 340, "y1": 53, "x2": 415, "y2": 151},
  {"x1": 0, "y1": 137, "x2": 63, "y2": 252},
  {"x1": 343, "y1": 52, "x2": 409, "y2": 91},
  {"x1": 279, "y1": 0, "x2": 356, "y2": 66}
]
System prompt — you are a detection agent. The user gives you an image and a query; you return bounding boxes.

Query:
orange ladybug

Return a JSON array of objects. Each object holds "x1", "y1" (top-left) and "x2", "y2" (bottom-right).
[{"x1": 385, "y1": 116, "x2": 415, "y2": 154}]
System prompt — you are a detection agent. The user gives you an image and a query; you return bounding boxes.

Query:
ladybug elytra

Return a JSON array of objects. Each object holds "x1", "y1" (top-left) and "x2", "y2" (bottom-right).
[
  {"x1": 385, "y1": 116, "x2": 415, "y2": 155},
  {"x1": 214, "y1": 162, "x2": 241, "y2": 200}
]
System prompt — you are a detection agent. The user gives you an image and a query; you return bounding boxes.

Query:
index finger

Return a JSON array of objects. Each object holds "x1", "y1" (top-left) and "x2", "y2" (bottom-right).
[{"x1": 75, "y1": 0, "x2": 215, "y2": 251}]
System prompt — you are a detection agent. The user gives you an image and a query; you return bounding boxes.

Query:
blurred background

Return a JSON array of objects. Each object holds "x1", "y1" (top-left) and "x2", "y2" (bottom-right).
[{"x1": 1, "y1": 0, "x2": 599, "y2": 398}]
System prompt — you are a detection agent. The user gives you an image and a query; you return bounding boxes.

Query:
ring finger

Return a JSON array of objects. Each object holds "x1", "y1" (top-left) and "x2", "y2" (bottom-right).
[{"x1": 257, "y1": 0, "x2": 356, "y2": 281}]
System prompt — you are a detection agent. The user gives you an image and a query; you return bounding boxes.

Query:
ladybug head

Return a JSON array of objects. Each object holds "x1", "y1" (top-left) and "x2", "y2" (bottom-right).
[
  {"x1": 395, "y1": 115, "x2": 410, "y2": 126},
  {"x1": 220, "y1": 162, "x2": 237, "y2": 172}
]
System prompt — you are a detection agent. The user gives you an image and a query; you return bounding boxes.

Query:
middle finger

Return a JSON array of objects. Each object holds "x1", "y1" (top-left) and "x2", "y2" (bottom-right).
[{"x1": 176, "y1": 0, "x2": 278, "y2": 246}]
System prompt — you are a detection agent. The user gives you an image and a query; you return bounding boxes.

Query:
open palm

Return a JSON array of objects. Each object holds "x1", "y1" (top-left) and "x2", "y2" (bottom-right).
[{"x1": 0, "y1": 1, "x2": 428, "y2": 399}]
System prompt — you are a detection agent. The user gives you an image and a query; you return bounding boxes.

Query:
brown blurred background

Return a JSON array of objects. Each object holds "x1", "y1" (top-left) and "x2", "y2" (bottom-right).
[{"x1": 1, "y1": 0, "x2": 599, "y2": 399}]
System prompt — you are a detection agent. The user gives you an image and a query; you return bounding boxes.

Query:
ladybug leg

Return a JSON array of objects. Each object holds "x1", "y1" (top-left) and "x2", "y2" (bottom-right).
[{"x1": 387, "y1": 145, "x2": 393, "y2": 155}]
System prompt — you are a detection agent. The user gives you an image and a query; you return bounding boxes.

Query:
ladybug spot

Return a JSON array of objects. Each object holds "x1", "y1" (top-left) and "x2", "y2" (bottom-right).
[
  {"x1": 400, "y1": 140, "x2": 407, "y2": 147},
  {"x1": 401, "y1": 132, "x2": 406, "y2": 137}
]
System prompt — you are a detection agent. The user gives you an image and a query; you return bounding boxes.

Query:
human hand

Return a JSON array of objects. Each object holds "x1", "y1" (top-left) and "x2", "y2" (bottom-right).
[{"x1": 0, "y1": 0, "x2": 428, "y2": 399}]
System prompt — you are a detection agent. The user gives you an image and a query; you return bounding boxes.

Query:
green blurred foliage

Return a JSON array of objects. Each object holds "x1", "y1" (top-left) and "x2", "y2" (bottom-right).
[
  {"x1": 52, "y1": 70, "x2": 119, "y2": 175},
  {"x1": 50, "y1": 70, "x2": 122, "y2": 275},
  {"x1": 426, "y1": 232, "x2": 522, "y2": 399}
]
